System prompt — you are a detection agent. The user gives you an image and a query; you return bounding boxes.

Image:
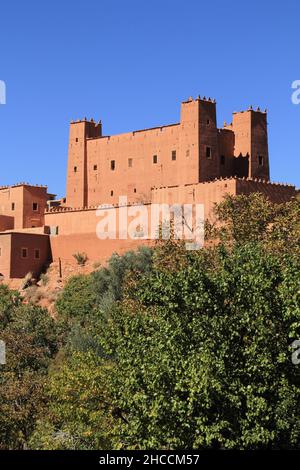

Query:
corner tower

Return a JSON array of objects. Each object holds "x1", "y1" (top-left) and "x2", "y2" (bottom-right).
[
  {"x1": 231, "y1": 108, "x2": 270, "y2": 180},
  {"x1": 66, "y1": 119, "x2": 102, "y2": 208}
]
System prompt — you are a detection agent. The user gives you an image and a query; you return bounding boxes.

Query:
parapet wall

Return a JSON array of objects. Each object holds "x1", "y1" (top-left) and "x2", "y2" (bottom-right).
[
  {"x1": 152, "y1": 177, "x2": 298, "y2": 221},
  {"x1": 236, "y1": 178, "x2": 297, "y2": 202}
]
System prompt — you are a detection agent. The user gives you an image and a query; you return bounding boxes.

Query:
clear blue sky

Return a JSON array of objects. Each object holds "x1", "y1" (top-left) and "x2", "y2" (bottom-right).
[{"x1": 0, "y1": 0, "x2": 299, "y2": 197}]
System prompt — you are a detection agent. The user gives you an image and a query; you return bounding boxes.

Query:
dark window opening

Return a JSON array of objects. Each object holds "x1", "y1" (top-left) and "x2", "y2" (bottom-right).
[
  {"x1": 134, "y1": 188, "x2": 137, "y2": 193},
  {"x1": 220, "y1": 155, "x2": 225, "y2": 165},
  {"x1": 93, "y1": 165, "x2": 98, "y2": 171},
  {"x1": 74, "y1": 166, "x2": 77, "y2": 173},
  {"x1": 258, "y1": 155, "x2": 264, "y2": 166},
  {"x1": 186, "y1": 149, "x2": 190, "y2": 157},
  {"x1": 207, "y1": 119, "x2": 210, "y2": 125},
  {"x1": 75, "y1": 138, "x2": 78, "y2": 142},
  {"x1": 34, "y1": 249, "x2": 40, "y2": 259},
  {"x1": 171, "y1": 150, "x2": 176, "y2": 161},
  {"x1": 153, "y1": 155, "x2": 158, "y2": 164},
  {"x1": 128, "y1": 158, "x2": 133, "y2": 168},
  {"x1": 110, "y1": 190, "x2": 114, "y2": 196},
  {"x1": 111, "y1": 160, "x2": 115, "y2": 170},
  {"x1": 21, "y1": 248, "x2": 28, "y2": 258},
  {"x1": 32, "y1": 202, "x2": 38, "y2": 211},
  {"x1": 206, "y1": 146, "x2": 212, "y2": 159},
  {"x1": 11, "y1": 203, "x2": 15, "y2": 211}
]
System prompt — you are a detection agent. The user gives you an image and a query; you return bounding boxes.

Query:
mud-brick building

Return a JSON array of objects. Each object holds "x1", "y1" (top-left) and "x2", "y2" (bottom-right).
[
  {"x1": 0, "y1": 96, "x2": 298, "y2": 278},
  {"x1": 0, "y1": 184, "x2": 54, "y2": 278}
]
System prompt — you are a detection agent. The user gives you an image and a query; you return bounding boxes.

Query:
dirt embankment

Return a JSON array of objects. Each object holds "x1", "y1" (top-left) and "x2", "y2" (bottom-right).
[{"x1": 4, "y1": 259, "x2": 100, "y2": 317}]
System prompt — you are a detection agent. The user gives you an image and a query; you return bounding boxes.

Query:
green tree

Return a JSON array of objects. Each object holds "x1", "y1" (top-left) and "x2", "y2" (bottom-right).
[
  {"x1": 55, "y1": 274, "x2": 98, "y2": 323},
  {"x1": 55, "y1": 247, "x2": 154, "y2": 354},
  {"x1": 207, "y1": 192, "x2": 300, "y2": 257},
  {"x1": 30, "y1": 194, "x2": 300, "y2": 450},
  {"x1": 29, "y1": 352, "x2": 113, "y2": 450},
  {"x1": 99, "y1": 243, "x2": 300, "y2": 449},
  {"x1": 0, "y1": 302, "x2": 59, "y2": 449},
  {"x1": 0, "y1": 284, "x2": 21, "y2": 327}
]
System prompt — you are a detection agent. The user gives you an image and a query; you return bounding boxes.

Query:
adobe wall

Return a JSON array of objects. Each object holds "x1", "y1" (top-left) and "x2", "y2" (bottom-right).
[
  {"x1": 50, "y1": 233, "x2": 152, "y2": 263},
  {"x1": 10, "y1": 233, "x2": 51, "y2": 279},
  {"x1": 0, "y1": 185, "x2": 50, "y2": 230},
  {"x1": 0, "y1": 185, "x2": 23, "y2": 228},
  {"x1": 45, "y1": 207, "x2": 104, "y2": 235},
  {"x1": 151, "y1": 179, "x2": 238, "y2": 221},
  {"x1": 218, "y1": 129, "x2": 235, "y2": 178},
  {"x1": 226, "y1": 109, "x2": 270, "y2": 180},
  {"x1": 23, "y1": 186, "x2": 49, "y2": 228},
  {"x1": 249, "y1": 111, "x2": 269, "y2": 180},
  {"x1": 87, "y1": 123, "x2": 183, "y2": 205},
  {"x1": 0, "y1": 215, "x2": 14, "y2": 231},
  {"x1": 0, "y1": 234, "x2": 12, "y2": 278},
  {"x1": 46, "y1": 177, "x2": 298, "y2": 264},
  {"x1": 45, "y1": 178, "x2": 238, "y2": 263},
  {"x1": 236, "y1": 179, "x2": 298, "y2": 202},
  {"x1": 66, "y1": 120, "x2": 102, "y2": 208},
  {"x1": 45, "y1": 205, "x2": 153, "y2": 262},
  {"x1": 151, "y1": 178, "x2": 298, "y2": 221}
]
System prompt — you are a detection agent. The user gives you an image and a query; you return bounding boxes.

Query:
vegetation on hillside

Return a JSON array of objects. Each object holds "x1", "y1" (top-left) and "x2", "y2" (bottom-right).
[{"x1": 0, "y1": 193, "x2": 299, "y2": 449}]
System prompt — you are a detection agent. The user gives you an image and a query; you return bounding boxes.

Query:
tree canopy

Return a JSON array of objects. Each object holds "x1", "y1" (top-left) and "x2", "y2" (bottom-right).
[{"x1": 1, "y1": 193, "x2": 299, "y2": 450}]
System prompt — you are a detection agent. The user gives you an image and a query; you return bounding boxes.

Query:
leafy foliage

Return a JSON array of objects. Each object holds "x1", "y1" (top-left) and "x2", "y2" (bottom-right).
[
  {"x1": 30, "y1": 352, "x2": 113, "y2": 450},
  {"x1": 2, "y1": 193, "x2": 300, "y2": 450},
  {"x1": 99, "y1": 243, "x2": 300, "y2": 449},
  {"x1": 0, "y1": 301, "x2": 59, "y2": 449}
]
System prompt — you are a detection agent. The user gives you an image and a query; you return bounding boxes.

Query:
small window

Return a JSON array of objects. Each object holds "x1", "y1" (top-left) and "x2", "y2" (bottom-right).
[
  {"x1": 75, "y1": 138, "x2": 78, "y2": 142},
  {"x1": 110, "y1": 190, "x2": 114, "y2": 196},
  {"x1": 207, "y1": 119, "x2": 210, "y2": 125},
  {"x1": 74, "y1": 166, "x2": 77, "y2": 173},
  {"x1": 111, "y1": 160, "x2": 115, "y2": 170},
  {"x1": 128, "y1": 158, "x2": 133, "y2": 168},
  {"x1": 171, "y1": 150, "x2": 176, "y2": 161},
  {"x1": 11, "y1": 203, "x2": 15, "y2": 211},
  {"x1": 21, "y1": 248, "x2": 28, "y2": 258},
  {"x1": 186, "y1": 149, "x2": 190, "y2": 157},
  {"x1": 153, "y1": 155, "x2": 158, "y2": 164},
  {"x1": 34, "y1": 249, "x2": 40, "y2": 259},
  {"x1": 258, "y1": 155, "x2": 264, "y2": 166},
  {"x1": 93, "y1": 165, "x2": 97, "y2": 171},
  {"x1": 220, "y1": 155, "x2": 225, "y2": 165},
  {"x1": 32, "y1": 202, "x2": 38, "y2": 211},
  {"x1": 134, "y1": 188, "x2": 137, "y2": 193},
  {"x1": 206, "y1": 146, "x2": 212, "y2": 159}
]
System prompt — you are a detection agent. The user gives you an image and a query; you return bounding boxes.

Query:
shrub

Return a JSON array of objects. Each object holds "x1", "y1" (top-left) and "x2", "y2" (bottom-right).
[
  {"x1": 55, "y1": 275, "x2": 98, "y2": 322},
  {"x1": 40, "y1": 273, "x2": 49, "y2": 286},
  {"x1": 73, "y1": 252, "x2": 88, "y2": 266},
  {"x1": 21, "y1": 272, "x2": 33, "y2": 290},
  {"x1": 92, "y1": 261, "x2": 101, "y2": 270}
]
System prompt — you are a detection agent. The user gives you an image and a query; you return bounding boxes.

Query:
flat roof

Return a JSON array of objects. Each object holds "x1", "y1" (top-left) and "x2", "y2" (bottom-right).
[{"x1": 0, "y1": 183, "x2": 48, "y2": 190}]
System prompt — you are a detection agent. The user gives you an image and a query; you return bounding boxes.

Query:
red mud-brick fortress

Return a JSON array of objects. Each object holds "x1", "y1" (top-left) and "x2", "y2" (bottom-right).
[{"x1": 0, "y1": 96, "x2": 298, "y2": 278}]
